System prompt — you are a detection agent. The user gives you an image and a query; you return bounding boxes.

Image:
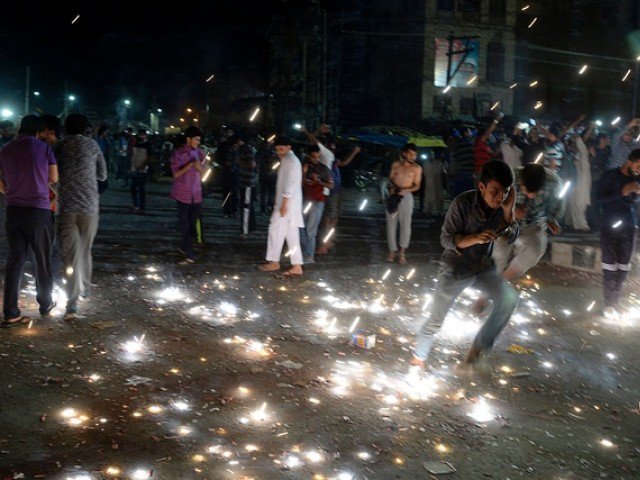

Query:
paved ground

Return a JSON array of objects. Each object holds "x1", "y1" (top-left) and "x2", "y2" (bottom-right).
[{"x1": 0, "y1": 181, "x2": 639, "y2": 480}]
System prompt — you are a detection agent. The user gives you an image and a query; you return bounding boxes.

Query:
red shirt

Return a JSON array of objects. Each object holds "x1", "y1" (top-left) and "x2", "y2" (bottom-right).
[
  {"x1": 473, "y1": 138, "x2": 493, "y2": 174},
  {"x1": 303, "y1": 161, "x2": 332, "y2": 202}
]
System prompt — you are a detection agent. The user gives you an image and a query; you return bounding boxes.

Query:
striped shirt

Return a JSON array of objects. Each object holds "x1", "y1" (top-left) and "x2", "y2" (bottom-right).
[
  {"x1": 171, "y1": 144, "x2": 204, "y2": 204},
  {"x1": 515, "y1": 166, "x2": 565, "y2": 227},
  {"x1": 55, "y1": 135, "x2": 107, "y2": 215},
  {"x1": 451, "y1": 137, "x2": 475, "y2": 175}
]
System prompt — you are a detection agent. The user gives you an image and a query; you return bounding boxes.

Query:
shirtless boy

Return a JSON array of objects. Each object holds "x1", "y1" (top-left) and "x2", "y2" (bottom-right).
[{"x1": 386, "y1": 143, "x2": 422, "y2": 264}]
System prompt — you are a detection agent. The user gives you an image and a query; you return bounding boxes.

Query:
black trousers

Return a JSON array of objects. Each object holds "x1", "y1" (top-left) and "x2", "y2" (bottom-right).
[
  {"x1": 601, "y1": 226, "x2": 637, "y2": 307},
  {"x1": 130, "y1": 172, "x2": 146, "y2": 210},
  {"x1": 259, "y1": 177, "x2": 276, "y2": 213},
  {"x1": 3, "y1": 206, "x2": 54, "y2": 319},
  {"x1": 177, "y1": 201, "x2": 201, "y2": 258}
]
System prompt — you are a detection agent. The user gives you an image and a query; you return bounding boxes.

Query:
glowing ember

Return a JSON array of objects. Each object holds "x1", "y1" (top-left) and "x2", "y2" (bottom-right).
[
  {"x1": 219, "y1": 301, "x2": 238, "y2": 316},
  {"x1": 250, "y1": 402, "x2": 269, "y2": 422},
  {"x1": 156, "y1": 287, "x2": 190, "y2": 302},
  {"x1": 61, "y1": 408, "x2": 77, "y2": 418},
  {"x1": 467, "y1": 397, "x2": 495, "y2": 423},
  {"x1": 348, "y1": 316, "x2": 361, "y2": 333},
  {"x1": 131, "y1": 469, "x2": 150, "y2": 480},
  {"x1": 284, "y1": 454, "x2": 302, "y2": 468},
  {"x1": 172, "y1": 400, "x2": 190, "y2": 411},
  {"x1": 305, "y1": 450, "x2": 324, "y2": 463},
  {"x1": 104, "y1": 466, "x2": 121, "y2": 476},
  {"x1": 123, "y1": 334, "x2": 145, "y2": 355}
]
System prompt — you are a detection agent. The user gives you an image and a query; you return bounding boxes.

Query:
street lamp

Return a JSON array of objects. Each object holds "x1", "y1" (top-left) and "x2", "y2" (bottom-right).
[
  {"x1": 124, "y1": 99, "x2": 131, "y2": 107},
  {"x1": 33, "y1": 91, "x2": 40, "y2": 97},
  {"x1": 68, "y1": 95, "x2": 76, "y2": 102},
  {"x1": 1, "y1": 108, "x2": 14, "y2": 119}
]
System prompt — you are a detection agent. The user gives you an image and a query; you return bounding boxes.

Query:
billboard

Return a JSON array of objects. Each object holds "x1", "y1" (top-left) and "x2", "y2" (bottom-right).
[{"x1": 434, "y1": 37, "x2": 480, "y2": 88}]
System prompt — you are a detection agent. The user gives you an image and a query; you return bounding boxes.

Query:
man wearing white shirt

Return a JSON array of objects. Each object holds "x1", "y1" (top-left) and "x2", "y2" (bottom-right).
[{"x1": 259, "y1": 136, "x2": 304, "y2": 277}]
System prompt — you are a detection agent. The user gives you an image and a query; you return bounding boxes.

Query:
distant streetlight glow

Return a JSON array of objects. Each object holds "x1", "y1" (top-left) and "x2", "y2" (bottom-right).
[
  {"x1": 33, "y1": 91, "x2": 40, "y2": 96},
  {"x1": 124, "y1": 99, "x2": 131, "y2": 106},
  {"x1": 68, "y1": 95, "x2": 76, "y2": 101},
  {"x1": 186, "y1": 108, "x2": 192, "y2": 113},
  {"x1": 1, "y1": 109, "x2": 14, "y2": 119},
  {"x1": 157, "y1": 108, "x2": 163, "y2": 113}
]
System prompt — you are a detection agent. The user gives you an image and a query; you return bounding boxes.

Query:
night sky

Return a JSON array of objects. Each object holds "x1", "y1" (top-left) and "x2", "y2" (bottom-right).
[{"x1": 0, "y1": 0, "x2": 282, "y2": 117}]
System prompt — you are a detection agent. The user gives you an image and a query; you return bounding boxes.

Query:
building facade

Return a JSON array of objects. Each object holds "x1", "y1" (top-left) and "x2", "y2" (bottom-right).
[{"x1": 422, "y1": 0, "x2": 518, "y2": 120}]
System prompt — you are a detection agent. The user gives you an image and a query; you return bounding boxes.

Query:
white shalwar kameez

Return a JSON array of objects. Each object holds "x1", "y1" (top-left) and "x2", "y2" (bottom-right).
[{"x1": 266, "y1": 151, "x2": 304, "y2": 265}]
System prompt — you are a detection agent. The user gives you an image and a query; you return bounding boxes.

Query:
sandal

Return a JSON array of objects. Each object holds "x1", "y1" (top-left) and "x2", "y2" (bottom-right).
[{"x1": 2, "y1": 316, "x2": 31, "y2": 328}]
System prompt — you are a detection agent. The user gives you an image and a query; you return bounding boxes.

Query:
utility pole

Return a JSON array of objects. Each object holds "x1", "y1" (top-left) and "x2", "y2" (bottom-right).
[
  {"x1": 24, "y1": 66, "x2": 30, "y2": 115},
  {"x1": 322, "y1": 8, "x2": 328, "y2": 123},
  {"x1": 634, "y1": 60, "x2": 639, "y2": 118}
]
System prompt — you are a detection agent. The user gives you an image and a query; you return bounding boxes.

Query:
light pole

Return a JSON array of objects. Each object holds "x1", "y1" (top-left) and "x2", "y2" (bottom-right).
[{"x1": 633, "y1": 56, "x2": 640, "y2": 118}]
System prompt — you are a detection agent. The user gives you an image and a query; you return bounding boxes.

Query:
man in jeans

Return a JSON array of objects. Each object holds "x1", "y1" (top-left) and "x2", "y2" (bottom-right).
[
  {"x1": 412, "y1": 161, "x2": 519, "y2": 368},
  {"x1": 493, "y1": 163, "x2": 564, "y2": 282},
  {"x1": 56, "y1": 114, "x2": 108, "y2": 320},
  {"x1": 300, "y1": 145, "x2": 333, "y2": 264},
  {"x1": 0, "y1": 115, "x2": 58, "y2": 326},
  {"x1": 171, "y1": 126, "x2": 204, "y2": 263}
]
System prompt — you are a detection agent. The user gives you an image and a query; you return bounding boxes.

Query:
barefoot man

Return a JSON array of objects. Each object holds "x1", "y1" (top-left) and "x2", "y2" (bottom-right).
[
  {"x1": 259, "y1": 136, "x2": 304, "y2": 276},
  {"x1": 386, "y1": 143, "x2": 422, "y2": 264}
]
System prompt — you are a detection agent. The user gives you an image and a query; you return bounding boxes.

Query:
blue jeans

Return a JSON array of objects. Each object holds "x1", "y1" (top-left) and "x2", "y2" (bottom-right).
[
  {"x1": 300, "y1": 200, "x2": 325, "y2": 261},
  {"x1": 414, "y1": 267, "x2": 519, "y2": 361}
]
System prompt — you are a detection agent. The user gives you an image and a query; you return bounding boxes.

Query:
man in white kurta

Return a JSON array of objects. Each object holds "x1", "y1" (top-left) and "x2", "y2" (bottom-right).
[{"x1": 259, "y1": 137, "x2": 304, "y2": 276}]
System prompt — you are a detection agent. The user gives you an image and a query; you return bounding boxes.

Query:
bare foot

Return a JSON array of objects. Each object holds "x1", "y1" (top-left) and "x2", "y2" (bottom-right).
[
  {"x1": 386, "y1": 251, "x2": 397, "y2": 262},
  {"x1": 259, "y1": 262, "x2": 280, "y2": 272},
  {"x1": 283, "y1": 266, "x2": 303, "y2": 277},
  {"x1": 465, "y1": 345, "x2": 483, "y2": 364},
  {"x1": 410, "y1": 356, "x2": 425, "y2": 369},
  {"x1": 398, "y1": 254, "x2": 407, "y2": 265}
]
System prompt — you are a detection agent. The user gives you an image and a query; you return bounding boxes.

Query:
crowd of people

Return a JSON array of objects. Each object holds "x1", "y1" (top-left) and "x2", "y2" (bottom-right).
[{"x1": 0, "y1": 113, "x2": 638, "y2": 373}]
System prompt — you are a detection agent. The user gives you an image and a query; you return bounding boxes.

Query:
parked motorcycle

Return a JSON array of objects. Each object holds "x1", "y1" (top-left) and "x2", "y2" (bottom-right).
[{"x1": 353, "y1": 169, "x2": 378, "y2": 190}]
